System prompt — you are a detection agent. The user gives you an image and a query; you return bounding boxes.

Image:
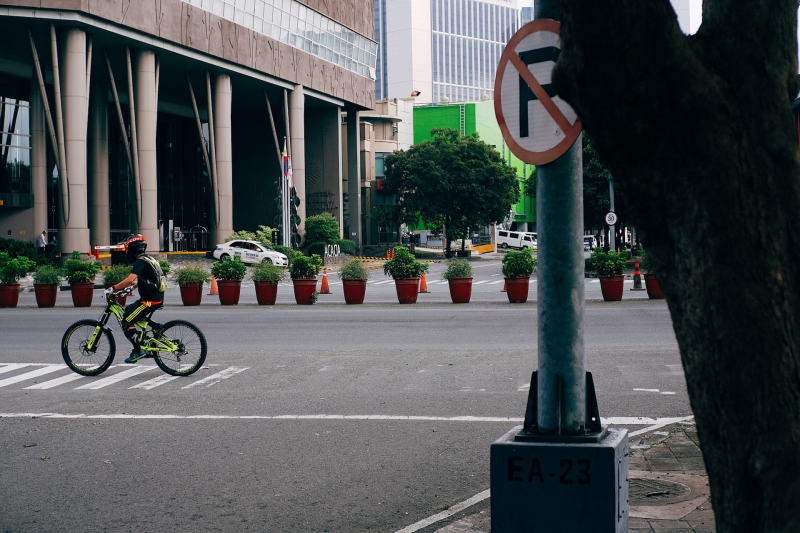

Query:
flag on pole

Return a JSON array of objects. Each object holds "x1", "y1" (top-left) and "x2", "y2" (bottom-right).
[{"x1": 282, "y1": 138, "x2": 293, "y2": 189}]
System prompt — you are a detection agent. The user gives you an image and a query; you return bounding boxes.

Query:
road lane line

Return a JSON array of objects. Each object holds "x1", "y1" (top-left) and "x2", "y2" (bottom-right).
[
  {"x1": 472, "y1": 280, "x2": 489, "y2": 285},
  {"x1": 488, "y1": 280, "x2": 504, "y2": 285},
  {"x1": 181, "y1": 366, "x2": 248, "y2": 389},
  {"x1": 396, "y1": 490, "x2": 491, "y2": 533},
  {"x1": 25, "y1": 373, "x2": 87, "y2": 389},
  {"x1": 74, "y1": 366, "x2": 157, "y2": 389},
  {"x1": 0, "y1": 365, "x2": 65, "y2": 388},
  {"x1": 0, "y1": 364, "x2": 32, "y2": 375}
]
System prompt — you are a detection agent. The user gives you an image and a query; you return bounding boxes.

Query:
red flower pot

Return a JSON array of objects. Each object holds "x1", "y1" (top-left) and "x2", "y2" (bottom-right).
[
  {"x1": 0, "y1": 283, "x2": 20, "y2": 308},
  {"x1": 179, "y1": 283, "x2": 204, "y2": 306},
  {"x1": 504, "y1": 277, "x2": 530, "y2": 303},
  {"x1": 70, "y1": 282, "x2": 95, "y2": 307},
  {"x1": 104, "y1": 283, "x2": 127, "y2": 306},
  {"x1": 292, "y1": 278, "x2": 318, "y2": 305},
  {"x1": 34, "y1": 283, "x2": 59, "y2": 308},
  {"x1": 394, "y1": 277, "x2": 420, "y2": 304},
  {"x1": 599, "y1": 275, "x2": 625, "y2": 301},
  {"x1": 254, "y1": 281, "x2": 279, "y2": 305},
  {"x1": 217, "y1": 280, "x2": 242, "y2": 305},
  {"x1": 447, "y1": 277, "x2": 473, "y2": 304},
  {"x1": 342, "y1": 279, "x2": 367, "y2": 304},
  {"x1": 643, "y1": 273, "x2": 665, "y2": 299}
]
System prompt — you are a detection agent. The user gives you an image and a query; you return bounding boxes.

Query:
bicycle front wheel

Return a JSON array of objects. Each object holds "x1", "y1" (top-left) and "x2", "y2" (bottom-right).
[
  {"x1": 153, "y1": 320, "x2": 207, "y2": 376},
  {"x1": 61, "y1": 319, "x2": 116, "y2": 376}
]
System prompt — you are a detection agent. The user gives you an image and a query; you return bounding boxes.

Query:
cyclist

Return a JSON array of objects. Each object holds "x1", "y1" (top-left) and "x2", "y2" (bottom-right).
[{"x1": 105, "y1": 234, "x2": 165, "y2": 363}]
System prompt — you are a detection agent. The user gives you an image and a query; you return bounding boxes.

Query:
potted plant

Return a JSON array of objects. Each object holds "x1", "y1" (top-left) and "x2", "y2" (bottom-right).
[
  {"x1": 288, "y1": 253, "x2": 322, "y2": 305},
  {"x1": 251, "y1": 261, "x2": 287, "y2": 305},
  {"x1": 0, "y1": 252, "x2": 36, "y2": 308},
  {"x1": 587, "y1": 248, "x2": 628, "y2": 301},
  {"x1": 173, "y1": 265, "x2": 210, "y2": 306},
  {"x1": 33, "y1": 264, "x2": 62, "y2": 308},
  {"x1": 639, "y1": 249, "x2": 665, "y2": 300},
  {"x1": 102, "y1": 265, "x2": 132, "y2": 306},
  {"x1": 64, "y1": 251, "x2": 100, "y2": 307},
  {"x1": 383, "y1": 246, "x2": 429, "y2": 304},
  {"x1": 442, "y1": 258, "x2": 473, "y2": 304},
  {"x1": 211, "y1": 256, "x2": 247, "y2": 305},
  {"x1": 501, "y1": 249, "x2": 537, "y2": 303},
  {"x1": 338, "y1": 258, "x2": 370, "y2": 304}
]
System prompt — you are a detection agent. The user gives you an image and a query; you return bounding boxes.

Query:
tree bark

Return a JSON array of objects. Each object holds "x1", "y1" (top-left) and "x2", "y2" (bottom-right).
[{"x1": 554, "y1": 1, "x2": 800, "y2": 531}]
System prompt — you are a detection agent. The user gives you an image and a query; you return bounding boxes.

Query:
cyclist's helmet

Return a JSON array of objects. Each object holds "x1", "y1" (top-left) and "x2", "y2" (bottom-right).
[{"x1": 125, "y1": 234, "x2": 147, "y2": 260}]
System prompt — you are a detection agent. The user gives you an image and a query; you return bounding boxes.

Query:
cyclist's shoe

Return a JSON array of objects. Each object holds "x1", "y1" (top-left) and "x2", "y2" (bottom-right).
[{"x1": 124, "y1": 347, "x2": 147, "y2": 364}]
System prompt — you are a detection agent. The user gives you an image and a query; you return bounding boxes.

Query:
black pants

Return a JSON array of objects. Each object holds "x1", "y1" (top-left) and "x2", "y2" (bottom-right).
[{"x1": 122, "y1": 299, "x2": 163, "y2": 346}]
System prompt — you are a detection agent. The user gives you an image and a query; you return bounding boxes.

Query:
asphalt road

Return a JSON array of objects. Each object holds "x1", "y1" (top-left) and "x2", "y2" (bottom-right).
[{"x1": 0, "y1": 260, "x2": 686, "y2": 532}]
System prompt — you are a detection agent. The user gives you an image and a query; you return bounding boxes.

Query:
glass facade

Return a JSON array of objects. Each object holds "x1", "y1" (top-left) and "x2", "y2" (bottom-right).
[
  {"x1": 182, "y1": 0, "x2": 378, "y2": 79},
  {"x1": 431, "y1": 0, "x2": 519, "y2": 103},
  {"x1": 374, "y1": 0, "x2": 388, "y2": 99},
  {"x1": 0, "y1": 97, "x2": 32, "y2": 204}
]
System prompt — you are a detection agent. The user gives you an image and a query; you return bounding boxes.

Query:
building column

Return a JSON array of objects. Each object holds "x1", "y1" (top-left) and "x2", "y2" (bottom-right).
[
  {"x1": 346, "y1": 108, "x2": 361, "y2": 249},
  {"x1": 213, "y1": 73, "x2": 233, "y2": 245},
  {"x1": 58, "y1": 27, "x2": 89, "y2": 255},
  {"x1": 30, "y1": 81, "x2": 48, "y2": 238},
  {"x1": 88, "y1": 77, "x2": 109, "y2": 246},
  {"x1": 134, "y1": 49, "x2": 159, "y2": 248},
  {"x1": 289, "y1": 84, "x2": 306, "y2": 243}
]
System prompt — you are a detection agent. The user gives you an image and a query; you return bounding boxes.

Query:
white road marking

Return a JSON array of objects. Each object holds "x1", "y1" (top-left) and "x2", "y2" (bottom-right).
[
  {"x1": 666, "y1": 364, "x2": 684, "y2": 376},
  {"x1": 181, "y1": 366, "x2": 248, "y2": 389},
  {"x1": 25, "y1": 373, "x2": 86, "y2": 389},
  {"x1": 472, "y1": 280, "x2": 489, "y2": 285},
  {"x1": 0, "y1": 364, "x2": 32, "y2": 375},
  {"x1": 0, "y1": 365, "x2": 65, "y2": 388},
  {"x1": 488, "y1": 280, "x2": 504, "y2": 285},
  {"x1": 129, "y1": 374, "x2": 180, "y2": 390},
  {"x1": 629, "y1": 416, "x2": 694, "y2": 437},
  {"x1": 590, "y1": 279, "x2": 599, "y2": 283},
  {"x1": 396, "y1": 490, "x2": 491, "y2": 533},
  {"x1": 633, "y1": 388, "x2": 660, "y2": 392},
  {"x1": 75, "y1": 366, "x2": 156, "y2": 390},
  {"x1": 371, "y1": 280, "x2": 394, "y2": 285}
]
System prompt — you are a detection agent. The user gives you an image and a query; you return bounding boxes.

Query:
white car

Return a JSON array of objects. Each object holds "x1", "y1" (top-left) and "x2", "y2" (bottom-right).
[{"x1": 213, "y1": 240, "x2": 289, "y2": 266}]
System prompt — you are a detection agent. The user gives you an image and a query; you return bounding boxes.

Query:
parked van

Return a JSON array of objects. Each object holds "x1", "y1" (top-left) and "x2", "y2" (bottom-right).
[{"x1": 497, "y1": 230, "x2": 537, "y2": 250}]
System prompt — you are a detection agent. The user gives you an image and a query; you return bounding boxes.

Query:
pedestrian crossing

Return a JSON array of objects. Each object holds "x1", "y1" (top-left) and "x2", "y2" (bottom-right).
[{"x1": 0, "y1": 363, "x2": 249, "y2": 391}]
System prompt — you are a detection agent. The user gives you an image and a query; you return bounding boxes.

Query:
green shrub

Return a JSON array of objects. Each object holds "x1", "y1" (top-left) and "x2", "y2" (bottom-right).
[
  {"x1": 639, "y1": 249, "x2": 652, "y2": 273},
  {"x1": 158, "y1": 259, "x2": 171, "y2": 276},
  {"x1": 304, "y1": 213, "x2": 340, "y2": 243},
  {"x1": 251, "y1": 262, "x2": 287, "y2": 283},
  {"x1": 64, "y1": 251, "x2": 100, "y2": 284},
  {"x1": 103, "y1": 265, "x2": 132, "y2": 285},
  {"x1": 33, "y1": 264, "x2": 62, "y2": 285},
  {"x1": 173, "y1": 266, "x2": 210, "y2": 286},
  {"x1": 289, "y1": 254, "x2": 322, "y2": 279},
  {"x1": 442, "y1": 258, "x2": 473, "y2": 280},
  {"x1": 225, "y1": 230, "x2": 256, "y2": 242},
  {"x1": 271, "y1": 245, "x2": 295, "y2": 260},
  {"x1": 338, "y1": 258, "x2": 370, "y2": 281},
  {"x1": 586, "y1": 248, "x2": 628, "y2": 276},
  {"x1": 211, "y1": 255, "x2": 247, "y2": 281},
  {"x1": 330, "y1": 239, "x2": 356, "y2": 255},
  {"x1": 0, "y1": 237, "x2": 37, "y2": 259},
  {"x1": 501, "y1": 249, "x2": 537, "y2": 278},
  {"x1": 307, "y1": 242, "x2": 327, "y2": 257},
  {"x1": 383, "y1": 246, "x2": 429, "y2": 279},
  {"x1": 0, "y1": 252, "x2": 36, "y2": 284}
]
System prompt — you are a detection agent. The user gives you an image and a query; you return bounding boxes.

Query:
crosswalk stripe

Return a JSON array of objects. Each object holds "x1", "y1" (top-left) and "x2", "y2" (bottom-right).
[
  {"x1": 0, "y1": 365, "x2": 64, "y2": 388},
  {"x1": 75, "y1": 366, "x2": 157, "y2": 390},
  {"x1": 370, "y1": 280, "x2": 394, "y2": 285},
  {"x1": 590, "y1": 279, "x2": 599, "y2": 283},
  {"x1": 182, "y1": 366, "x2": 248, "y2": 389},
  {"x1": 488, "y1": 280, "x2": 504, "y2": 285},
  {"x1": 473, "y1": 280, "x2": 489, "y2": 285},
  {"x1": 25, "y1": 372, "x2": 87, "y2": 390},
  {"x1": 0, "y1": 364, "x2": 32, "y2": 375},
  {"x1": 129, "y1": 374, "x2": 180, "y2": 390}
]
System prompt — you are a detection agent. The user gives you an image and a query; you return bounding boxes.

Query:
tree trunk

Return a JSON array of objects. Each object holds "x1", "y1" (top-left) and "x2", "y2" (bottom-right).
[{"x1": 555, "y1": 1, "x2": 800, "y2": 531}]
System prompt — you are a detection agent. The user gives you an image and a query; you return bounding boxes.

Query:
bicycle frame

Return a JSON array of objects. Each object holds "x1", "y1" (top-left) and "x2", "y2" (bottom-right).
[{"x1": 86, "y1": 289, "x2": 179, "y2": 355}]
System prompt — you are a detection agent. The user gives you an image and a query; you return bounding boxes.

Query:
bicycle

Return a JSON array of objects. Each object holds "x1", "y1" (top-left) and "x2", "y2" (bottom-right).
[{"x1": 61, "y1": 286, "x2": 207, "y2": 377}]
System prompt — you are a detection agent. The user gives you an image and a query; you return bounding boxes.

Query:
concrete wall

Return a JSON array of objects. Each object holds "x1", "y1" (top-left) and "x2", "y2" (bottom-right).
[
  {"x1": 0, "y1": 208, "x2": 34, "y2": 245},
  {"x1": 304, "y1": 107, "x2": 342, "y2": 233}
]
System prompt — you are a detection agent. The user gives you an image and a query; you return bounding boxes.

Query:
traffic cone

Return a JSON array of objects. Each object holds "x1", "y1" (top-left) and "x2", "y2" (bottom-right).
[
  {"x1": 501, "y1": 281, "x2": 507, "y2": 292},
  {"x1": 631, "y1": 261, "x2": 645, "y2": 291},
  {"x1": 391, "y1": 249, "x2": 395, "y2": 259},
  {"x1": 385, "y1": 249, "x2": 389, "y2": 259},
  {"x1": 320, "y1": 269, "x2": 331, "y2": 294},
  {"x1": 209, "y1": 276, "x2": 219, "y2": 295},
  {"x1": 419, "y1": 272, "x2": 429, "y2": 293}
]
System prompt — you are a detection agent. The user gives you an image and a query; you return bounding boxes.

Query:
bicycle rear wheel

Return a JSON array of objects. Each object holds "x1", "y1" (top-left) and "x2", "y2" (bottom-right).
[
  {"x1": 153, "y1": 320, "x2": 207, "y2": 376},
  {"x1": 61, "y1": 319, "x2": 116, "y2": 376}
]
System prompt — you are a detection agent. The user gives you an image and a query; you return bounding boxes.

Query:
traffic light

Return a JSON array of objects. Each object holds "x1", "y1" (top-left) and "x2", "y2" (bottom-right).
[
  {"x1": 271, "y1": 229, "x2": 279, "y2": 246},
  {"x1": 290, "y1": 187, "x2": 301, "y2": 246}
]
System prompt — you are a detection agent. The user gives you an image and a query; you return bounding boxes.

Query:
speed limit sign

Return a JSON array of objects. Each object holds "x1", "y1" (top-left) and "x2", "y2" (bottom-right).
[{"x1": 605, "y1": 211, "x2": 618, "y2": 226}]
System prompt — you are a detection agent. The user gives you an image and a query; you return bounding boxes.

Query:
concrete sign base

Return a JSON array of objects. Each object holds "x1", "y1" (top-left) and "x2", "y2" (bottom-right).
[{"x1": 490, "y1": 426, "x2": 629, "y2": 532}]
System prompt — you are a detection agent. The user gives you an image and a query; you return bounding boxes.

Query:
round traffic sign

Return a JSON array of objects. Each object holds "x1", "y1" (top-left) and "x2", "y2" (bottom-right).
[
  {"x1": 605, "y1": 211, "x2": 618, "y2": 226},
  {"x1": 494, "y1": 19, "x2": 582, "y2": 165}
]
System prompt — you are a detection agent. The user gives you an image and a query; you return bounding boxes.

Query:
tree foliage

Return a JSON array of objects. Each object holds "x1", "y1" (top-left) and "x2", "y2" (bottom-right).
[
  {"x1": 554, "y1": 0, "x2": 800, "y2": 531},
  {"x1": 384, "y1": 128, "x2": 520, "y2": 254}
]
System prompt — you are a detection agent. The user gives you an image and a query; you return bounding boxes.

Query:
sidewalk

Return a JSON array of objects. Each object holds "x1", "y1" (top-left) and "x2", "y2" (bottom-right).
[{"x1": 416, "y1": 422, "x2": 715, "y2": 533}]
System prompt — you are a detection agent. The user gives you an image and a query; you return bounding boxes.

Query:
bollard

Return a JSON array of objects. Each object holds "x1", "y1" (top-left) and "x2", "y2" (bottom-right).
[
  {"x1": 320, "y1": 269, "x2": 331, "y2": 294},
  {"x1": 631, "y1": 261, "x2": 645, "y2": 291}
]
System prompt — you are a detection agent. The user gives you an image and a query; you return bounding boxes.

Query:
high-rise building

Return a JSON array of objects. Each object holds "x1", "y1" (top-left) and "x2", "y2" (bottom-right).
[{"x1": 375, "y1": 0, "x2": 520, "y2": 104}]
